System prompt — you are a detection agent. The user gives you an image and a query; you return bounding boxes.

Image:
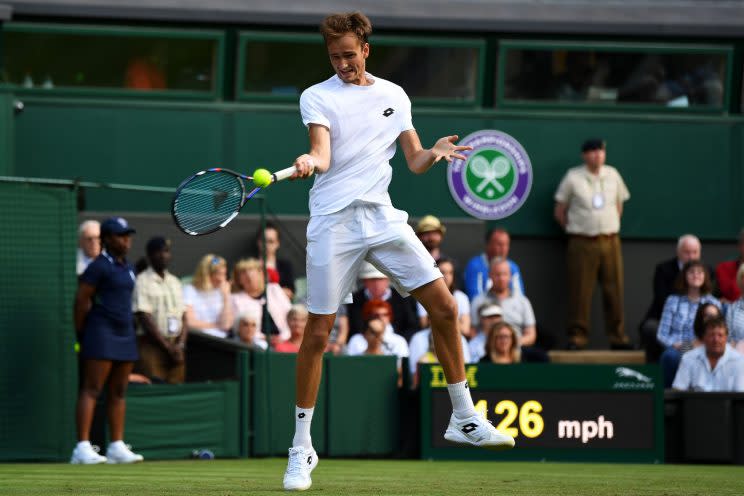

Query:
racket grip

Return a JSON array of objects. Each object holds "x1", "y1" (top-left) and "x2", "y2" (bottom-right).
[{"x1": 272, "y1": 166, "x2": 299, "y2": 183}]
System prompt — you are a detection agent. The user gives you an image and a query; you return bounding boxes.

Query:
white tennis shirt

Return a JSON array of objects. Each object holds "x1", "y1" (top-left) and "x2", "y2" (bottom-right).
[{"x1": 300, "y1": 73, "x2": 414, "y2": 216}]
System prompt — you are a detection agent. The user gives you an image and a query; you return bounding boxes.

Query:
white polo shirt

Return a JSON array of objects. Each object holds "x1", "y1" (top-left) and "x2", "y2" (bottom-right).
[{"x1": 672, "y1": 345, "x2": 744, "y2": 392}]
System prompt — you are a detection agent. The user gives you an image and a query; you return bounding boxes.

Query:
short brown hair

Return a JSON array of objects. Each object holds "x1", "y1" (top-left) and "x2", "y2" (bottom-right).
[{"x1": 320, "y1": 12, "x2": 372, "y2": 44}]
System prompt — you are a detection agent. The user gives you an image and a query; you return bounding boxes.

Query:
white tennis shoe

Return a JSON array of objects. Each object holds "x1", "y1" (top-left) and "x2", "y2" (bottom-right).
[
  {"x1": 105, "y1": 441, "x2": 144, "y2": 464},
  {"x1": 70, "y1": 441, "x2": 107, "y2": 464},
  {"x1": 283, "y1": 446, "x2": 318, "y2": 491},
  {"x1": 444, "y1": 413, "x2": 516, "y2": 450}
]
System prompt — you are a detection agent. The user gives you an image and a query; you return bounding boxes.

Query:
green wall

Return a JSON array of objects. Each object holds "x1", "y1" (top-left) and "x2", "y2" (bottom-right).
[{"x1": 12, "y1": 96, "x2": 744, "y2": 238}]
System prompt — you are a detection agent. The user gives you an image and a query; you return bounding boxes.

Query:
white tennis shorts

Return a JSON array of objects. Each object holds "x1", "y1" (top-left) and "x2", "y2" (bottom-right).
[{"x1": 305, "y1": 201, "x2": 443, "y2": 315}]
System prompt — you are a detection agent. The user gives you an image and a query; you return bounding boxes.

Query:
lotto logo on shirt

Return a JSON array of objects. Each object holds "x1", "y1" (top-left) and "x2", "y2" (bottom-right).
[{"x1": 448, "y1": 130, "x2": 533, "y2": 220}]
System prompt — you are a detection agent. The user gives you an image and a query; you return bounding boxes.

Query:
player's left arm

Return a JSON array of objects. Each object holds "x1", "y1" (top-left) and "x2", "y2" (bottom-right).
[{"x1": 399, "y1": 130, "x2": 472, "y2": 175}]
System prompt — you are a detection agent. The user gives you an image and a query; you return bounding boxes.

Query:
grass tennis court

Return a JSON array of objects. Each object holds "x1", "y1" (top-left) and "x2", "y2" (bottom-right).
[{"x1": 2, "y1": 459, "x2": 743, "y2": 495}]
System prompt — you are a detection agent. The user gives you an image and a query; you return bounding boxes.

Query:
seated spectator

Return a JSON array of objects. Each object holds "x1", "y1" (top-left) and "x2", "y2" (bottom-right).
[
  {"x1": 468, "y1": 303, "x2": 505, "y2": 363},
  {"x1": 233, "y1": 311, "x2": 268, "y2": 350},
  {"x1": 275, "y1": 304, "x2": 308, "y2": 353},
  {"x1": 362, "y1": 317, "x2": 386, "y2": 356},
  {"x1": 724, "y1": 264, "x2": 744, "y2": 354},
  {"x1": 463, "y1": 227, "x2": 524, "y2": 301},
  {"x1": 657, "y1": 260, "x2": 721, "y2": 388},
  {"x1": 76, "y1": 220, "x2": 101, "y2": 276},
  {"x1": 693, "y1": 302, "x2": 723, "y2": 340},
  {"x1": 133, "y1": 237, "x2": 187, "y2": 384},
  {"x1": 415, "y1": 215, "x2": 447, "y2": 261},
  {"x1": 417, "y1": 257, "x2": 470, "y2": 338},
  {"x1": 231, "y1": 258, "x2": 291, "y2": 342},
  {"x1": 346, "y1": 300, "x2": 409, "y2": 361},
  {"x1": 480, "y1": 322, "x2": 521, "y2": 364},
  {"x1": 672, "y1": 317, "x2": 744, "y2": 392},
  {"x1": 409, "y1": 326, "x2": 471, "y2": 378},
  {"x1": 639, "y1": 234, "x2": 709, "y2": 362},
  {"x1": 346, "y1": 262, "x2": 419, "y2": 341},
  {"x1": 716, "y1": 228, "x2": 744, "y2": 303},
  {"x1": 251, "y1": 222, "x2": 296, "y2": 300},
  {"x1": 470, "y1": 257, "x2": 536, "y2": 348},
  {"x1": 183, "y1": 254, "x2": 234, "y2": 339}
]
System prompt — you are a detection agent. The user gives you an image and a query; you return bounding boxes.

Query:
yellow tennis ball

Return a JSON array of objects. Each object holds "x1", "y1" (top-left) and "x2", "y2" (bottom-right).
[{"x1": 253, "y1": 168, "x2": 272, "y2": 188}]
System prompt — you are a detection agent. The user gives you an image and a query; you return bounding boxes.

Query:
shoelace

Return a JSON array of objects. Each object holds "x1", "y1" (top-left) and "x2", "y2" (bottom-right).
[{"x1": 286, "y1": 449, "x2": 306, "y2": 476}]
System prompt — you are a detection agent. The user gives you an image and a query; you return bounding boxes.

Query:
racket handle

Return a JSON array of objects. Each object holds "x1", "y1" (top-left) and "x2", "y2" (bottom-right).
[{"x1": 272, "y1": 166, "x2": 299, "y2": 183}]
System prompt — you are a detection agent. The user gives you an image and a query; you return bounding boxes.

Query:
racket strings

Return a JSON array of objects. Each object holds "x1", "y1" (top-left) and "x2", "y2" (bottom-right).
[{"x1": 173, "y1": 172, "x2": 245, "y2": 235}]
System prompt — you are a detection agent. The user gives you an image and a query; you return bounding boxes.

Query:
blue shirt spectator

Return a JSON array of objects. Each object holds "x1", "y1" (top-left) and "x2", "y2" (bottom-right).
[
  {"x1": 463, "y1": 228, "x2": 524, "y2": 301},
  {"x1": 657, "y1": 294, "x2": 721, "y2": 348}
]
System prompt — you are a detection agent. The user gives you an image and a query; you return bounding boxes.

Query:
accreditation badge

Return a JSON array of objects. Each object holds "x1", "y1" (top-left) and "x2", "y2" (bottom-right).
[{"x1": 592, "y1": 192, "x2": 605, "y2": 209}]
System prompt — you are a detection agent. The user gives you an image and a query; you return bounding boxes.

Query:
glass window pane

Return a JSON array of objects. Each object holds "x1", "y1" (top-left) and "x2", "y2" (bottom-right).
[
  {"x1": 2, "y1": 30, "x2": 218, "y2": 92},
  {"x1": 242, "y1": 40, "x2": 327, "y2": 96},
  {"x1": 241, "y1": 36, "x2": 481, "y2": 102},
  {"x1": 368, "y1": 45, "x2": 479, "y2": 101},
  {"x1": 503, "y1": 48, "x2": 726, "y2": 108}
]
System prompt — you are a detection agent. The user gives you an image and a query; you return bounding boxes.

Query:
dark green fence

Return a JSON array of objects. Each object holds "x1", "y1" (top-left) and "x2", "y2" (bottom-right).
[{"x1": 0, "y1": 182, "x2": 77, "y2": 461}]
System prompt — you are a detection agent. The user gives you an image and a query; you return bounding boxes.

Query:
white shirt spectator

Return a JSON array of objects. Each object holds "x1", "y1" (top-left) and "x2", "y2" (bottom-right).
[
  {"x1": 408, "y1": 328, "x2": 471, "y2": 375},
  {"x1": 672, "y1": 345, "x2": 744, "y2": 392},
  {"x1": 346, "y1": 323, "x2": 409, "y2": 359},
  {"x1": 183, "y1": 284, "x2": 227, "y2": 338}
]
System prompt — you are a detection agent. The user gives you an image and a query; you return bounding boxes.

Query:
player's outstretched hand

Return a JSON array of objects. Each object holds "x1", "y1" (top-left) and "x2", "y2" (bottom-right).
[
  {"x1": 292, "y1": 154, "x2": 316, "y2": 179},
  {"x1": 432, "y1": 135, "x2": 472, "y2": 163}
]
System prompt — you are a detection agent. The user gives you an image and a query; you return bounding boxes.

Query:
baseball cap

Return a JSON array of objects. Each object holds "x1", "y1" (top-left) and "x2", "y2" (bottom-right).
[
  {"x1": 479, "y1": 303, "x2": 503, "y2": 318},
  {"x1": 359, "y1": 261, "x2": 387, "y2": 280},
  {"x1": 416, "y1": 215, "x2": 446, "y2": 235},
  {"x1": 145, "y1": 236, "x2": 171, "y2": 254},
  {"x1": 100, "y1": 217, "x2": 136, "y2": 236},
  {"x1": 581, "y1": 138, "x2": 605, "y2": 152}
]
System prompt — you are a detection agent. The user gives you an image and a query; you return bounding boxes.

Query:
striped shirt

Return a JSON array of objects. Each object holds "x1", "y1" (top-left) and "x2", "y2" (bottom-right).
[
  {"x1": 725, "y1": 298, "x2": 744, "y2": 344},
  {"x1": 657, "y1": 294, "x2": 721, "y2": 347}
]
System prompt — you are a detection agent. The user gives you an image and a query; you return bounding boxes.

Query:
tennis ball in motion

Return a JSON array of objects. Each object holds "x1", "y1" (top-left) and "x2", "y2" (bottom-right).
[{"x1": 253, "y1": 168, "x2": 272, "y2": 188}]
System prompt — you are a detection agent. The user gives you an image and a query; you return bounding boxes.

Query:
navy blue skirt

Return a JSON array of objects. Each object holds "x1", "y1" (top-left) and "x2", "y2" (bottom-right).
[{"x1": 80, "y1": 313, "x2": 139, "y2": 362}]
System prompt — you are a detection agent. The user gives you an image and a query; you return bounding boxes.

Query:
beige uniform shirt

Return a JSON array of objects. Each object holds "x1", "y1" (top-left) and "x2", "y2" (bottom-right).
[
  {"x1": 132, "y1": 267, "x2": 185, "y2": 338},
  {"x1": 554, "y1": 164, "x2": 630, "y2": 236}
]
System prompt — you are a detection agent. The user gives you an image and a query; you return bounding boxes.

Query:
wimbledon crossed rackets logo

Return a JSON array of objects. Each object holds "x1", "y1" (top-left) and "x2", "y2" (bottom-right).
[{"x1": 448, "y1": 130, "x2": 532, "y2": 220}]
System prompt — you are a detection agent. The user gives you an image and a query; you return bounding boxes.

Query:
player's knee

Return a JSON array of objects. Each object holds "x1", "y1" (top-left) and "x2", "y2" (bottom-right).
[{"x1": 428, "y1": 298, "x2": 458, "y2": 326}]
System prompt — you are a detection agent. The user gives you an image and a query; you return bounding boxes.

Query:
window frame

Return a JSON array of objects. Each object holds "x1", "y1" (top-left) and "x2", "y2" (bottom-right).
[
  {"x1": 496, "y1": 39, "x2": 734, "y2": 113},
  {"x1": 236, "y1": 31, "x2": 486, "y2": 107},
  {"x1": 1, "y1": 22, "x2": 226, "y2": 100}
]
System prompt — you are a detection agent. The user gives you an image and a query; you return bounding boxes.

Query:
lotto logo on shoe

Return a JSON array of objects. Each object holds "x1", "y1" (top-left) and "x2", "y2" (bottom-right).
[
  {"x1": 447, "y1": 130, "x2": 533, "y2": 220},
  {"x1": 461, "y1": 423, "x2": 478, "y2": 434}
]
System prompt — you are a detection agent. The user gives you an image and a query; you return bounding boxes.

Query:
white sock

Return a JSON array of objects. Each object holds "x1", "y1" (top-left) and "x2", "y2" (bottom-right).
[
  {"x1": 77, "y1": 440, "x2": 91, "y2": 449},
  {"x1": 292, "y1": 406, "x2": 314, "y2": 449},
  {"x1": 109, "y1": 440, "x2": 125, "y2": 448},
  {"x1": 447, "y1": 380, "x2": 476, "y2": 418}
]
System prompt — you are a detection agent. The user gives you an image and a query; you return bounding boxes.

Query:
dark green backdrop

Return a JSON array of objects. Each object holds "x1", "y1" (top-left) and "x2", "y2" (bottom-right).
[{"x1": 10, "y1": 96, "x2": 744, "y2": 239}]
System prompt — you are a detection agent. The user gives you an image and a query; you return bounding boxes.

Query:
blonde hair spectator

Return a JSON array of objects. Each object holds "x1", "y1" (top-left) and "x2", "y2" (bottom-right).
[
  {"x1": 232, "y1": 258, "x2": 264, "y2": 293},
  {"x1": 192, "y1": 254, "x2": 227, "y2": 291}
]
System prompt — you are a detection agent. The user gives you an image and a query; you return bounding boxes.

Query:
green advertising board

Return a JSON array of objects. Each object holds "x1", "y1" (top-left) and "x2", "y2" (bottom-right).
[{"x1": 420, "y1": 364, "x2": 664, "y2": 463}]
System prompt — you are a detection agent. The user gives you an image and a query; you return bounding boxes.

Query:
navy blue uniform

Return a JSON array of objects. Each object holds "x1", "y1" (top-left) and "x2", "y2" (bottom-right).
[{"x1": 79, "y1": 251, "x2": 138, "y2": 361}]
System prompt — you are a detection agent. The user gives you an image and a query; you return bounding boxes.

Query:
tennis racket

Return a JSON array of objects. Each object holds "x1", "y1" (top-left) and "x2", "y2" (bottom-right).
[{"x1": 171, "y1": 166, "x2": 296, "y2": 236}]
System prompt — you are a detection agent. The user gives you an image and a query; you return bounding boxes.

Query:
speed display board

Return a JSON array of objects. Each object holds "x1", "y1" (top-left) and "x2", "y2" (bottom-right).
[{"x1": 420, "y1": 363, "x2": 663, "y2": 462}]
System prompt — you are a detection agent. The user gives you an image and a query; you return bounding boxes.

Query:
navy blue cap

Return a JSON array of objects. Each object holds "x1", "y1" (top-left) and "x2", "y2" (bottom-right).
[
  {"x1": 100, "y1": 217, "x2": 136, "y2": 236},
  {"x1": 581, "y1": 138, "x2": 605, "y2": 152}
]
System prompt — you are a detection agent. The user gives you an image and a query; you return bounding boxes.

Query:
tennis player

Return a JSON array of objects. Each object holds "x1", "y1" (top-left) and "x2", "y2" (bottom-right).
[{"x1": 284, "y1": 12, "x2": 514, "y2": 490}]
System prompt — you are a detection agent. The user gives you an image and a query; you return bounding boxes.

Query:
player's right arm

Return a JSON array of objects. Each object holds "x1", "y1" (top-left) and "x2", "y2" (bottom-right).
[{"x1": 293, "y1": 124, "x2": 330, "y2": 178}]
